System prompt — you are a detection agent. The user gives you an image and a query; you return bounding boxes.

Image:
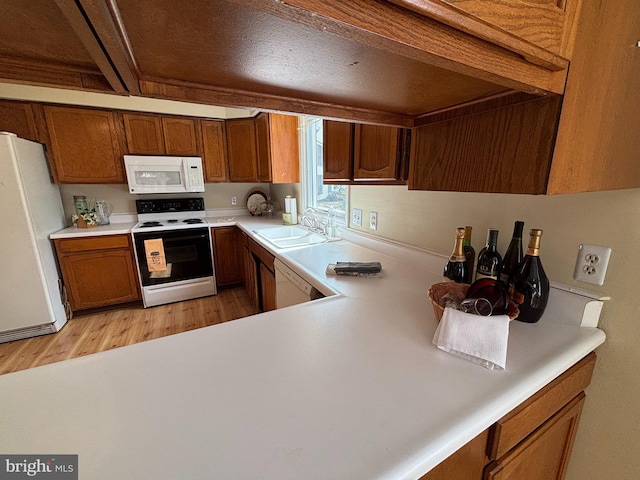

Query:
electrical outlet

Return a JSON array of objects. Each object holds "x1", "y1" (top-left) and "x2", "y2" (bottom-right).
[
  {"x1": 370, "y1": 211, "x2": 378, "y2": 230},
  {"x1": 573, "y1": 244, "x2": 612, "y2": 286},
  {"x1": 231, "y1": 196, "x2": 237, "y2": 206},
  {"x1": 352, "y1": 208, "x2": 362, "y2": 227}
]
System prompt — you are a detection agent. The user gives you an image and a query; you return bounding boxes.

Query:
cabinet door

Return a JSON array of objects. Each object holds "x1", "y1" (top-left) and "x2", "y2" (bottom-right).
[
  {"x1": 162, "y1": 117, "x2": 199, "y2": 155},
  {"x1": 259, "y1": 262, "x2": 277, "y2": 312},
  {"x1": 546, "y1": 0, "x2": 640, "y2": 194},
  {"x1": 201, "y1": 120, "x2": 228, "y2": 182},
  {"x1": 484, "y1": 393, "x2": 585, "y2": 480},
  {"x1": 323, "y1": 120, "x2": 353, "y2": 182},
  {"x1": 43, "y1": 106, "x2": 125, "y2": 183},
  {"x1": 243, "y1": 245, "x2": 259, "y2": 309},
  {"x1": 408, "y1": 95, "x2": 562, "y2": 194},
  {"x1": 419, "y1": 429, "x2": 488, "y2": 480},
  {"x1": 354, "y1": 124, "x2": 400, "y2": 180},
  {"x1": 254, "y1": 113, "x2": 272, "y2": 182},
  {"x1": 0, "y1": 100, "x2": 38, "y2": 141},
  {"x1": 268, "y1": 113, "x2": 300, "y2": 183},
  {"x1": 123, "y1": 113, "x2": 166, "y2": 154},
  {"x1": 226, "y1": 118, "x2": 258, "y2": 182},
  {"x1": 59, "y1": 248, "x2": 140, "y2": 311},
  {"x1": 212, "y1": 227, "x2": 243, "y2": 287}
]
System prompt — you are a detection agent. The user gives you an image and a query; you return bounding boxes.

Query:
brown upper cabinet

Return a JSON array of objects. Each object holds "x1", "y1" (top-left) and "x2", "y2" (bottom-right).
[
  {"x1": 227, "y1": 113, "x2": 299, "y2": 183},
  {"x1": 201, "y1": 120, "x2": 228, "y2": 182},
  {"x1": 226, "y1": 118, "x2": 259, "y2": 183},
  {"x1": 123, "y1": 113, "x2": 199, "y2": 156},
  {"x1": 324, "y1": 120, "x2": 409, "y2": 184},
  {"x1": 409, "y1": 94, "x2": 562, "y2": 194},
  {"x1": 43, "y1": 106, "x2": 126, "y2": 184},
  {"x1": 0, "y1": 100, "x2": 39, "y2": 142},
  {"x1": 122, "y1": 113, "x2": 165, "y2": 154},
  {"x1": 161, "y1": 117, "x2": 199, "y2": 155},
  {"x1": 409, "y1": 0, "x2": 639, "y2": 195}
]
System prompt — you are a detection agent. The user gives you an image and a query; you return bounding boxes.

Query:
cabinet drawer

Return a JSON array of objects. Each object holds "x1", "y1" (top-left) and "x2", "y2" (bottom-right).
[
  {"x1": 484, "y1": 393, "x2": 586, "y2": 480},
  {"x1": 487, "y1": 352, "x2": 596, "y2": 460},
  {"x1": 56, "y1": 234, "x2": 131, "y2": 253},
  {"x1": 247, "y1": 237, "x2": 275, "y2": 272}
]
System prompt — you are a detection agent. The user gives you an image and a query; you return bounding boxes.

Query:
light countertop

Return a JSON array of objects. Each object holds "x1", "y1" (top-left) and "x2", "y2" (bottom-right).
[{"x1": 4, "y1": 215, "x2": 605, "y2": 479}]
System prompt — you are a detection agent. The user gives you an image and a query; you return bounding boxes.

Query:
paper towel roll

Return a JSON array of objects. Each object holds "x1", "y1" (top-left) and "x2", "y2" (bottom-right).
[{"x1": 285, "y1": 196, "x2": 297, "y2": 224}]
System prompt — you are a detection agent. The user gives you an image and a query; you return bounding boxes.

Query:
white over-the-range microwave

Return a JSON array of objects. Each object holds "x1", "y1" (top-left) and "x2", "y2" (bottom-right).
[{"x1": 124, "y1": 155, "x2": 205, "y2": 194}]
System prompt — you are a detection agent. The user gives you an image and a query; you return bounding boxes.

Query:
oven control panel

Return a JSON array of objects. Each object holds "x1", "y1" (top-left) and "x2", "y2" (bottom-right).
[{"x1": 136, "y1": 198, "x2": 205, "y2": 214}]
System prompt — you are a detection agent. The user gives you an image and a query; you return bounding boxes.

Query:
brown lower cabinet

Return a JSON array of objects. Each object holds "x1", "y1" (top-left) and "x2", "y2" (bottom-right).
[
  {"x1": 54, "y1": 235, "x2": 140, "y2": 312},
  {"x1": 240, "y1": 232, "x2": 276, "y2": 312},
  {"x1": 420, "y1": 352, "x2": 596, "y2": 480},
  {"x1": 211, "y1": 226, "x2": 243, "y2": 288}
]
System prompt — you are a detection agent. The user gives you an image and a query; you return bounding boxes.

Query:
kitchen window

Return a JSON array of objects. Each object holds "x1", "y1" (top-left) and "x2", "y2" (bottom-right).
[{"x1": 300, "y1": 116, "x2": 348, "y2": 223}]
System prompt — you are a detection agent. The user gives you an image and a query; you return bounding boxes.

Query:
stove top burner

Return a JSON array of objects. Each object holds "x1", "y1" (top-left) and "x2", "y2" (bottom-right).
[
  {"x1": 183, "y1": 218, "x2": 204, "y2": 224},
  {"x1": 139, "y1": 221, "x2": 163, "y2": 228}
]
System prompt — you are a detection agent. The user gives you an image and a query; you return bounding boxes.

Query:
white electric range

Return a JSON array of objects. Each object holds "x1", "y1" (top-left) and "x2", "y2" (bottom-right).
[{"x1": 131, "y1": 198, "x2": 216, "y2": 307}]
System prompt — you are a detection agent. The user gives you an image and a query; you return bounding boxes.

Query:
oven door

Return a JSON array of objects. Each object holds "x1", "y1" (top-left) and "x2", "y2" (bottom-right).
[{"x1": 133, "y1": 227, "x2": 213, "y2": 287}]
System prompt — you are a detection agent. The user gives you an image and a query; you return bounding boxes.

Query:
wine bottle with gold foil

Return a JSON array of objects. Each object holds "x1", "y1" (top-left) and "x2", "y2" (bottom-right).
[
  {"x1": 462, "y1": 226, "x2": 475, "y2": 283},
  {"x1": 510, "y1": 229, "x2": 550, "y2": 323},
  {"x1": 443, "y1": 227, "x2": 468, "y2": 283}
]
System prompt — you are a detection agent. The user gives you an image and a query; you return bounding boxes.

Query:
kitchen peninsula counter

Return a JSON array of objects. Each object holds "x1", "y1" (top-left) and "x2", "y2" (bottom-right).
[{"x1": 5, "y1": 217, "x2": 605, "y2": 479}]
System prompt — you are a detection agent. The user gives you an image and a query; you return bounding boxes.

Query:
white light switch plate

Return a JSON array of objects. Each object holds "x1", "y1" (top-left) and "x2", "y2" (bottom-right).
[{"x1": 352, "y1": 208, "x2": 362, "y2": 227}]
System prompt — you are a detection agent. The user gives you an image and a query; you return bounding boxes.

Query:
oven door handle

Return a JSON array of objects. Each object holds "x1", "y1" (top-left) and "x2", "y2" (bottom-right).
[{"x1": 161, "y1": 234, "x2": 208, "y2": 243}]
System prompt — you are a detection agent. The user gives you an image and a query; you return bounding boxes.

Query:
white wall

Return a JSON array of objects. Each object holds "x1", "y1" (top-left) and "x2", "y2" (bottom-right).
[
  {"x1": 349, "y1": 185, "x2": 640, "y2": 480},
  {"x1": 57, "y1": 183, "x2": 270, "y2": 224}
]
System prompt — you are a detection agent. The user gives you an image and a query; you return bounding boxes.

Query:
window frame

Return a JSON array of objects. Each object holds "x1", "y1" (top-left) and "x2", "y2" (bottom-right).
[{"x1": 299, "y1": 116, "x2": 348, "y2": 225}]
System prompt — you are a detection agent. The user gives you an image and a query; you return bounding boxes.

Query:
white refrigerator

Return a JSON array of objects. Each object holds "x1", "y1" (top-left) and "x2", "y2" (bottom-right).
[{"x1": 0, "y1": 132, "x2": 69, "y2": 343}]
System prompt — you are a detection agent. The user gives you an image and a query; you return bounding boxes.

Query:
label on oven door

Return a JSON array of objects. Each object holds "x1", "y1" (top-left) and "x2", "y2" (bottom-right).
[{"x1": 144, "y1": 238, "x2": 167, "y2": 272}]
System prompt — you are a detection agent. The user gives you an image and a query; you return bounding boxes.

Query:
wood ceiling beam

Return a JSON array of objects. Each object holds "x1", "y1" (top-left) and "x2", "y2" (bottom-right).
[
  {"x1": 139, "y1": 78, "x2": 416, "y2": 128},
  {"x1": 77, "y1": 0, "x2": 141, "y2": 95},
  {"x1": 53, "y1": 0, "x2": 128, "y2": 94}
]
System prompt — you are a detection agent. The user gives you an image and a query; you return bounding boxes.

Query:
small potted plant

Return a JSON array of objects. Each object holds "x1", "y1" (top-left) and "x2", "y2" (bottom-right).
[{"x1": 74, "y1": 207, "x2": 98, "y2": 228}]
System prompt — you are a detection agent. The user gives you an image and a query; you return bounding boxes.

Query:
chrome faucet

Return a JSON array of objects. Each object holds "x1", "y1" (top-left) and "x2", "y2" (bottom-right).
[{"x1": 301, "y1": 207, "x2": 327, "y2": 235}]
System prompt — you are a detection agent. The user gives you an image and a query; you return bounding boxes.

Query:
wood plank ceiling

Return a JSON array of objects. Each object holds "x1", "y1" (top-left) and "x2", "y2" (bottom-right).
[{"x1": 0, "y1": 0, "x2": 570, "y2": 126}]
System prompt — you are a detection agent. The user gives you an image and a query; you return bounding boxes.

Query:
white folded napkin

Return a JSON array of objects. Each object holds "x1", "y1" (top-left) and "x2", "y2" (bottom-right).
[{"x1": 433, "y1": 307, "x2": 510, "y2": 370}]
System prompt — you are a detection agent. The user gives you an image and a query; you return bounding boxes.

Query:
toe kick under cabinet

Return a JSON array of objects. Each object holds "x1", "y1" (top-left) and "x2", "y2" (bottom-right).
[
  {"x1": 54, "y1": 234, "x2": 141, "y2": 312},
  {"x1": 421, "y1": 352, "x2": 596, "y2": 480}
]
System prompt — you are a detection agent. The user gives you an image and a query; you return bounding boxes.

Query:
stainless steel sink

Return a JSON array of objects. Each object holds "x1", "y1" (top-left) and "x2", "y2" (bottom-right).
[{"x1": 254, "y1": 225, "x2": 327, "y2": 249}]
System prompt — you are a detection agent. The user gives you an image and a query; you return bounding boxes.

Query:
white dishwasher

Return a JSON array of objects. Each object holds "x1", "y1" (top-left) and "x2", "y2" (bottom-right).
[{"x1": 274, "y1": 258, "x2": 324, "y2": 308}]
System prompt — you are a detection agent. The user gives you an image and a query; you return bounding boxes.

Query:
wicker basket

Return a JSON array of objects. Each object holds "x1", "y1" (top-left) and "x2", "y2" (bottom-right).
[{"x1": 427, "y1": 281, "x2": 519, "y2": 321}]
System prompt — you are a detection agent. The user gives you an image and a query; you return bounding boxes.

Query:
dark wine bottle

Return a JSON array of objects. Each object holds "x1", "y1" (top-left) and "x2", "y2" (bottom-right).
[
  {"x1": 463, "y1": 226, "x2": 475, "y2": 283},
  {"x1": 443, "y1": 227, "x2": 468, "y2": 283},
  {"x1": 499, "y1": 221, "x2": 524, "y2": 286},
  {"x1": 510, "y1": 229, "x2": 550, "y2": 323},
  {"x1": 475, "y1": 229, "x2": 503, "y2": 281}
]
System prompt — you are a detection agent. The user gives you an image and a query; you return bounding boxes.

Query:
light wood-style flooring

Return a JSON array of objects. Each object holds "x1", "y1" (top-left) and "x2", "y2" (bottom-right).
[{"x1": 0, "y1": 287, "x2": 257, "y2": 376}]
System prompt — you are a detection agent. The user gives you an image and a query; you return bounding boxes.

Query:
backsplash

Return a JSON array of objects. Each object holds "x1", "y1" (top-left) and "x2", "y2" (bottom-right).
[{"x1": 59, "y1": 183, "x2": 266, "y2": 225}]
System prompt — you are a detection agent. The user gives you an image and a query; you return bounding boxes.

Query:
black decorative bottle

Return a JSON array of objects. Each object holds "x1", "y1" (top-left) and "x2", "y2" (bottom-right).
[
  {"x1": 475, "y1": 229, "x2": 502, "y2": 281},
  {"x1": 510, "y1": 229, "x2": 550, "y2": 323},
  {"x1": 443, "y1": 227, "x2": 468, "y2": 283},
  {"x1": 499, "y1": 221, "x2": 524, "y2": 286},
  {"x1": 462, "y1": 226, "x2": 475, "y2": 283}
]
